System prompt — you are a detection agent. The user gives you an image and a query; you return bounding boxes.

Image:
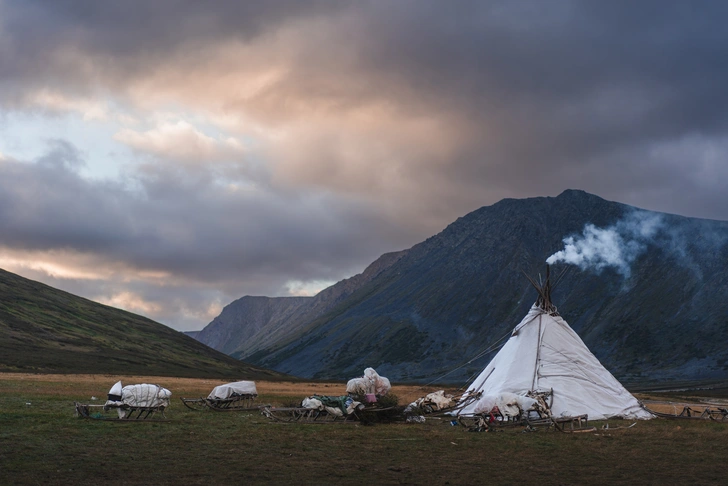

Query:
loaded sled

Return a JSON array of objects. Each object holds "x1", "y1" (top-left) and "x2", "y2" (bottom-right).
[
  {"x1": 454, "y1": 389, "x2": 596, "y2": 433},
  {"x1": 75, "y1": 382, "x2": 171, "y2": 421},
  {"x1": 180, "y1": 380, "x2": 259, "y2": 412},
  {"x1": 262, "y1": 367, "x2": 397, "y2": 424},
  {"x1": 261, "y1": 394, "x2": 397, "y2": 424},
  {"x1": 262, "y1": 395, "x2": 363, "y2": 423},
  {"x1": 404, "y1": 390, "x2": 482, "y2": 417}
]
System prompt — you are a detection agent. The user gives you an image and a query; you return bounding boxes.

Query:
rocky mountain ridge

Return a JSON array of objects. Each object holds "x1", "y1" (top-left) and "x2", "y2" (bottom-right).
[{"x1": 195, "y1": 190, "x2": 728, "y2": 385}]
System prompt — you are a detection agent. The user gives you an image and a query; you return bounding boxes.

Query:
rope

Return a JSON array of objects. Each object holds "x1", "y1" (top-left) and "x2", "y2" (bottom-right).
[
  {"x1": 419, "y1": 327, "x2": 512, "y2": 389},
  {"x1": 458, "y1": 367, "x2": 488, "y2": 393}
]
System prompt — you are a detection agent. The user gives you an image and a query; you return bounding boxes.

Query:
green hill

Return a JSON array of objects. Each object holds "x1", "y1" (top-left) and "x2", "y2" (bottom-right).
[{"x1": 0, "y1": 268, "x2": 287, "y2": 379}]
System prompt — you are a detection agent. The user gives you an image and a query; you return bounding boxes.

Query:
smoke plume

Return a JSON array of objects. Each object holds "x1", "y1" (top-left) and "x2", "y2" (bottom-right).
[{"x1": 546, "y1": 211, "x2": 664, "y2": 277}]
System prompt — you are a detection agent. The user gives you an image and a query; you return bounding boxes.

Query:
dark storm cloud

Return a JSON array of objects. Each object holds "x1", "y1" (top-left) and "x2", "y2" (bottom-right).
[
  {"x1": 0, "y1": 140, "x2": 405, "y2": 286},
  {"x1": 358, "y1": 0, "x2": 728, "y2": 218},
  {"x1": 2, "y1": 1, "x2": 728, "y2": 329},
  {"x1": 0, "y1": 140, "x2": 135, "y2": 251},
  {"x1": 0, "y1": 139, "x2": 413, "y2": 329},
  {"x1": 0, "y1": 0, "x2": 349, "y2": 104},
  {"x1": 354, "y1": 2, "x2": 728, "y2": 153},
  {"x1": 6, "y1": 1, "x2": 728, "y2": 179}
]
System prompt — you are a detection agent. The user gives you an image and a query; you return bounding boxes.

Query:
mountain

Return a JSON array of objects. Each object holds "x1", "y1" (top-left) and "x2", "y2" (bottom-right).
[
  {"x1": 0, "y1": 268, "x2": 288, "y2": 379},
  {"x1": 196, "y1": 190, "x2": 728, "y2": 385},
  {"x1": 196, "y1": 250, "x2": 406, "y2": 357},
  {"x1": 196, "y1": 296, "x2": 310, "y2": 355}
]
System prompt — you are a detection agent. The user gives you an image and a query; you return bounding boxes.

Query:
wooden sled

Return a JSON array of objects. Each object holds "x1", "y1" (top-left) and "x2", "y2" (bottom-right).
[
  {"x1": 524, "y1": 391, "x2": 595, "y2": 432},
  {"x1": 548, "y1": 414, "x2": 595, "y2": 433},
  {"x1": 261, "y1": 406, "x2": 360, "y2": 423},
  {"x1": 453, "y1": 389, "x2": 550, "y2": 431},
  {"x1": 261, "y1": 401, "x2": 396, "y2": 424},
  {"x1": 456, "y1": 389, "x2": 594, "y2": 433},
  {"x1": 74, "y1": 401, "x2": 169, "y2": 421},
  {"x1": 643, "y1": 404, "x2": 728, "y2": 422},
  {"x1": 455, "y1": 410, "x2": 527, "y2": 431},
  {"x1": 457, "y1": 411, "x2": 594, "y2": 433},
  {"x1": 180, "y1": 394, "x2": 258, "y2": 412}
]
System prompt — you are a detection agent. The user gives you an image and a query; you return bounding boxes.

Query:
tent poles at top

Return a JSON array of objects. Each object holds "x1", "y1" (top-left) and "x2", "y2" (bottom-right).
[{"x1": 522, "y1": 265, "x2": 569, "y2": 314}]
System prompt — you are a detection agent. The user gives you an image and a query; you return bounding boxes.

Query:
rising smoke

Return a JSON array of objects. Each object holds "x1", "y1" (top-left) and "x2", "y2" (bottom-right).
[{"x1": 546, "y1": 211, "x2": 664, "y2": 277}]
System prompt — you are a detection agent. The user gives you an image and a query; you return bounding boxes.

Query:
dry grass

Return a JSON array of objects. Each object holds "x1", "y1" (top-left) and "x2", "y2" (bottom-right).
[
  {"x1": 2, "y1": 373, "x2": 728, "y2": 485},
  {"x1": 0, "y1": 372, "x2": 441, "y2": 405}
]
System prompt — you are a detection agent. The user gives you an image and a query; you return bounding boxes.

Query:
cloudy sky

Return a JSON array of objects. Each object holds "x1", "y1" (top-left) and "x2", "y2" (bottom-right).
[{"x1": 1, "y1": 1, "x2": 727, "y2": 331}]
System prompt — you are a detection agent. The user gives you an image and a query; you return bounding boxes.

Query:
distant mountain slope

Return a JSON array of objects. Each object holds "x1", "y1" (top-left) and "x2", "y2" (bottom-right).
[
  {"x1": 199, "y1": 190, "x2": 728, "y2": 385},
  {"x1": 0, "y1": 268, "x2": 287, "y2": 379},
  {"x1": 196, "y1": 250, "x2": 406, "y2": 358},
  {"x1": 196, "y1": 296, "x2": 311, "y2": 355}
]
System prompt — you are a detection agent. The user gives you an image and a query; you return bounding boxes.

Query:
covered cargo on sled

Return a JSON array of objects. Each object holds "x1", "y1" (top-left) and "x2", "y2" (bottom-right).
[
  {"x1": 75, "y1": 381, "x2": 172, "y2": 421},
  {"x1": 181, "y1": 380, "x2": 259, "y2": 411}
]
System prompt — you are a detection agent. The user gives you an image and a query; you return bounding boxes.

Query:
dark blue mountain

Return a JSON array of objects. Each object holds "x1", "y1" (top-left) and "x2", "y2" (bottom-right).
[{"x1": 198, "y1": 190, "x2": 728, "y2": 385}]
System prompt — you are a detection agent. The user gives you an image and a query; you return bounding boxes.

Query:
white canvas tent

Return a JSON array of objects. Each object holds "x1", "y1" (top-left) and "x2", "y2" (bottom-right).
[{"x1": 459, "y1": 270, "x2": 652, "y2": 421}]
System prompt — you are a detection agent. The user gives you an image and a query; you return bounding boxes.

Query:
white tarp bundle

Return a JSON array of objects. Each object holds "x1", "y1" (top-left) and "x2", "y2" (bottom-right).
[
  {"x1": 472, "y1": 394, "x2": 498, "y2": 415},
  {"x1": 458, "y1": 305, "x2": 653, "y2": 420},
  {"x1": 108, "y1": 380, "x2": 123, "y2": 400},
  {"x1": 346, "y1": 377, "x2": 371, "y2": 395},
  {"x1": 207, "y1": 381, "x2": 257, "y2": 400},
  {"x1": 346, "y1": 367, "x2": 391, "y2": 396},
  {"x1": 472, "y1": 392, "x2": 540, "y2": 417},
  {"x1": 105, "y1": 382, "x2": 172, "y2": 408},
  {"x1": 105, "y1": 382, "x2": 171, "y2": 418}
]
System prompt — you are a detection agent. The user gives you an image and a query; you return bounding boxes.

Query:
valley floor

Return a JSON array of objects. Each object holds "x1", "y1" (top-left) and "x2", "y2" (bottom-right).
[{"x1": 1, "y1": 373, "x2": 727, "y2": 485}]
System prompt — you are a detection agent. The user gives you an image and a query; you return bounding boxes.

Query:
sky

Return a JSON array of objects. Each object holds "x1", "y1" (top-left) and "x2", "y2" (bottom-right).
[{"x1": 1, "y1": 1, "x2": 728, "y2": 331}]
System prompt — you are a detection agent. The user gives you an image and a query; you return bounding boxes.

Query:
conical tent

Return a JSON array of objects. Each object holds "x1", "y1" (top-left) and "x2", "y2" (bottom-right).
[{"x1": 459, "y1": 273, "x2": 652, "y2": 420}]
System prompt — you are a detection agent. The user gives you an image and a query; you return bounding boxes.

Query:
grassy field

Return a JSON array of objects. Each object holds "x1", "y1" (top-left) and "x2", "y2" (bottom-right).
[{"x1": 2, "y1": 373, "x2": 728, "y2": 485}]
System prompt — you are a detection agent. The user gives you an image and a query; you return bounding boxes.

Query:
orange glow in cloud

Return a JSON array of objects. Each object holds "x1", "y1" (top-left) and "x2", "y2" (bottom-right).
[
  {"x1": 0, "y1": 252, "x2": 107, "y2": 281},
  {"x1": 114, "y1": 119, "x2": 245, "y2": 162},
  {"x1": 0, "y1": 248, "x2": 171, "y2": 283},
  {"x1": 95, "y1": 291, "x2": 163, "y2": 315}
]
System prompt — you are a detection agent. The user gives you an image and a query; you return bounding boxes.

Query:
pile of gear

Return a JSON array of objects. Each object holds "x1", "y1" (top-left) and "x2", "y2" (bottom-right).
[
  {"x1": 262, "y1": 367, "x2": 394, "y2": 423},
  {"x1": 345, "y1": 367, "x2": 392, "y2": 399}
]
